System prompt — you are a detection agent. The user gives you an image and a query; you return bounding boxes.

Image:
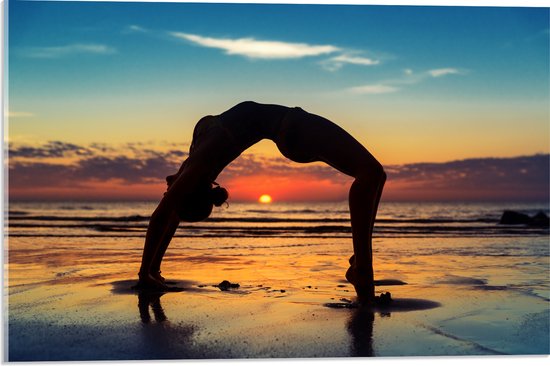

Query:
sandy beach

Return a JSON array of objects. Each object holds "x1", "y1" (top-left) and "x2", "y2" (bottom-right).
[{"x1": 5, "y1": 201, "x2": 550, "y2": 360}]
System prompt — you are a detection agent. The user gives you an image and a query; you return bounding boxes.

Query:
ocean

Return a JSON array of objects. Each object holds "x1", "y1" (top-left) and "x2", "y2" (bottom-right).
[{"x1": 7, "y1": 200, "x2": 550, "y2": 239}]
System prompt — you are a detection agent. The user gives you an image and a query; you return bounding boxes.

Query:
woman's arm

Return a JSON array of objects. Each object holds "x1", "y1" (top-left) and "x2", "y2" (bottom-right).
[
  {"x1": 149, "y1": 209, "x2": 180, "y2": 279},
  {"x1": 138, "y1": 194, "x2": 176, "y2": 288},
  {"x1": 138, "y1": 156, "x2": 206, "y2": 287}
]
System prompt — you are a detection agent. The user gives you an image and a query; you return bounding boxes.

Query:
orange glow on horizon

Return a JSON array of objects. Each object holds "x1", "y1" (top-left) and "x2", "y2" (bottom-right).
[{"x1": 223, "y1": 173, "x2": 352, "y2": 202}]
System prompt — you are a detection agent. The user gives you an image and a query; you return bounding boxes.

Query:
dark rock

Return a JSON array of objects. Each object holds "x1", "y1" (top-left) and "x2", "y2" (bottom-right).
[
  {"x1": 376, "y1": 292, "x2": 392, "y2": 306},
  {"x1": 531, "y1": 212, "x2": 550, "y2": 227},
  {"x1": 499, "y1": 210, "x2": 550, "y2": 227},
  {"x1": 499, "y1": 210, "x2": 531, "y2": 225},
  {"x1": 217, "y1": 280, "x2": 240, "y2": 291}
]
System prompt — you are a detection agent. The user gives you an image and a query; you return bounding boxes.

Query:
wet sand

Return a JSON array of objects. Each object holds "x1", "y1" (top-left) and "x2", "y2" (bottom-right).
[{"x1": 6, "y1": 235, "x2": 550, "y2": 360}]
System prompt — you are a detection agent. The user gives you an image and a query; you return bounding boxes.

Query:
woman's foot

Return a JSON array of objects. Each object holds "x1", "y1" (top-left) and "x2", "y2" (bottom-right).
[
  {"x1": 151, "y1": 271, "x2": 166, "y2": 284},
  {"x1": 136, "y1": 272, "x2": 168, "y2": 290},
  {"x1": 345, "y1": 264, "x2": 375, "y2": 301}
]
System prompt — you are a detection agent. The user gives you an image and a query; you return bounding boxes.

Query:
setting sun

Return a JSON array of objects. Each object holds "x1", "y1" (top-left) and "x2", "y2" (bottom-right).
[{"x1": 258, "y1": 194, "x2": 272, "y2": 204}]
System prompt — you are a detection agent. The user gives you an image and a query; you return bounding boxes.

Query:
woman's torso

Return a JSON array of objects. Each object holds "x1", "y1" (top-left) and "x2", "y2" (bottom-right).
[
  {"x1": 217, "y1": 101, "x2": 290, "y2": 150},
  {"x1": 185, "y1": 101, "x2": 367, "y2": 182},
  {"x1": 186, "y1": 101, "x2": 291, "y2": 181}
]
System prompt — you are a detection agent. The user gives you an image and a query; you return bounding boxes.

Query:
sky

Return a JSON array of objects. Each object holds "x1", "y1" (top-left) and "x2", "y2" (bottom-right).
[{"x1": 6, "y1": 0, "x2": 550, "y2": 202}]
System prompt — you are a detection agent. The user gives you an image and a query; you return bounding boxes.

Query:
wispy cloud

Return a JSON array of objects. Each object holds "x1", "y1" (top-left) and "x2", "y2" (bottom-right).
[
  {"x1": 428, "y1": 68, "x2": 460, "y2": 78},
  {"x1": 321, "y1": 53, "x2": 380, "y2": 71},
  {"x1": 348, "y1": 84, "x2": 400, "y2": 95},
  {"x1": 8, "y1": 141, "x2": 93, "y2": 158},
  {"x1": 125, "y1": 24, "x2": 148, "y2": 33},
  {"x1": 169, "y1": 32, "x2": 339, "y2": 59},
  {"x1": 20, "y1": 43, "x2": 116, "y2": 58},
  {"x1": 125, "y1": 28, "x2": 378, "y2": 70},
  {"x1": 6, "y1": 111, "x2": 35, "y2": 118},
  {"x1": 349, "y1": 67, "x2": 464, "y2": 95}
]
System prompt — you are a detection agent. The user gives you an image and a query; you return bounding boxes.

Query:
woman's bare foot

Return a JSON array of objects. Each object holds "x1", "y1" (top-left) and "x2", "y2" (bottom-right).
[
  {"x1": 137, "y1": 272, "x2": 168, "y2": 290},
  {"x1": 345, "y1": 263, "x2": 375, "y2": 301},
  {"x1": 151, "y1": 271, "x2": 166, "y2": 284}
]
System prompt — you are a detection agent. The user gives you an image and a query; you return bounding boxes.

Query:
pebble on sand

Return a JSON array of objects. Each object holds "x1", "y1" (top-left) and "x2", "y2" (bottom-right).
[{"x1": 217, "y1": 280, "x2": 240, "y2": 291}]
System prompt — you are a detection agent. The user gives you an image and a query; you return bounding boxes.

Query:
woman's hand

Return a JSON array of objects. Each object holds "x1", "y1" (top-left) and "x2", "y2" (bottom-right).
[{"x1": 166, "y1": 173, "x2": 178, "y2": 188}]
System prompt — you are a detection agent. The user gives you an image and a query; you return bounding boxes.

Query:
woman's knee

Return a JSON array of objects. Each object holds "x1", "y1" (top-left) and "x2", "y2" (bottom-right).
[{"x1": 355, "y1": 161, "x2": 386, "y2": 184}]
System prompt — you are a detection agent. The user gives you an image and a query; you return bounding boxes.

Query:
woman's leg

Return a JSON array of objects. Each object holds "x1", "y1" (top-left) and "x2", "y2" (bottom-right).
[
  {"x1": 149, "y1": 210, "x2": 181, "y2": 281},
  {"x1": 138, "y1": 203, "x2": 171, "y2": 288},
  {"x1": 274, "y1": 109, "x2": 386, "y2": 300},
  {"x1": 346, "y1": 166, "x2": 386, "y2": 300}
]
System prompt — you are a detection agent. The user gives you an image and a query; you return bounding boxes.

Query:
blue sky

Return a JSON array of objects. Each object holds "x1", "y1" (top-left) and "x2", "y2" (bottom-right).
[{"x1": 7, "y1": 1, "x2": 550, "y2": 165}]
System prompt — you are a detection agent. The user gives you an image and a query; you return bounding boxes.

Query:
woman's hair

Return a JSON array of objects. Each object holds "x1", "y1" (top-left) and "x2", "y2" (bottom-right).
[
  {"x1": 210, "y1": 182, "x2": 229, "y2": 207},
  {"x1": 176, "y1": 182, "x2": 228, "y2": 222}
]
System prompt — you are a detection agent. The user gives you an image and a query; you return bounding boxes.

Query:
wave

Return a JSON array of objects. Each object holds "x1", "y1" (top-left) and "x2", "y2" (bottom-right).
[
  {"x1": 7, "y1": 211, "x2": 29, "y2": 216},
  {"x1": 7, "y1": 214, "x2": 501, "y2": 224},
  {"x1": 7, "y1": 207, "x2": 549, "y2": 239},
  {"x1": 7, "y1": 222, "x2": 548, "y2": 238},
  {"x1": 57, "y1": 205, "x2": 95, "y2": 211},
  {"x1": 246, "y1": 209, "x2": 336, "y2": 214},
  {"x1": 7, "y1": 215, "x2": 149, "y2": 222}
]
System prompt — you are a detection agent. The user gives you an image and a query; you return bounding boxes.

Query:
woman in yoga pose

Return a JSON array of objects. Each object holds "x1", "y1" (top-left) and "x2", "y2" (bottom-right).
[{"x1": 138, "y1": 101, "x2": 386, "y2": 301}]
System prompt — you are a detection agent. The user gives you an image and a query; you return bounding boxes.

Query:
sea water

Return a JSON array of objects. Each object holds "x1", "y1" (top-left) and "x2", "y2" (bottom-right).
[
  {"x1": 6, "y1": 200, "x2": 549, "y2": 239},
  {"x1": 5, "y1": 200, "x2": 549, "y2": 272}
]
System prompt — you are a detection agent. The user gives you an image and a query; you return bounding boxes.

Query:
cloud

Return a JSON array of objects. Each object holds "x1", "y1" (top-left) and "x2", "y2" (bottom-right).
[
  {"x1": 20, "y1": 43, "x2": 116, "y2": 58},
  {"x1": 125, "y1": 24, "x2": 148, "y2": 33},
  {"x1": 8, "y1": 141, "x2": 187, "y2": 189},
  {"x1": 349, "y1": 67, "x2": 463, "y2": 95},
  {"x1": 7, "y1": 140, "x2": 548, "y2": 202},
  {"x1": 8, "y1": 141, "x2": 93, "y2": 158},
  {"x1": 8, "y1": 141, "x2": 187, "y2": 161},
  {"x1": 348, "y1": 84, "x2": 400, "y2": 95},
  {"x1": 385, "y1": 154, "x2": 549, "y2": 201},
  {"x1": 9, "y1": 153, "x2": 182, "y2": 188},
  {"x1": 6, "y1": 111, "x2": 35, "y2": 118},
  {"x1": 129, "y1": 28, "x2": 376, "y2": 71},
  {"x1": 76, "y1": 155, "x2": 178, "y2": 182},
  {"x1": 9, "y1": 162, "x2": 80, "y2": 188},
  {"x1": 428, "y1": 68, "x2": 460, "y2": 78},
  {"x1": 321, "y1": 53, "x2": 380, "y2": 71},
  {"x1": 169, "y1": 32, "x2": 339, "y2": 59}
]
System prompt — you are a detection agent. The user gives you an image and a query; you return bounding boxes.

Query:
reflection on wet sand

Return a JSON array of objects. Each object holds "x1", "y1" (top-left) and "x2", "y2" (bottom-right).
[
  {"x1": 138, "y1": 292, "x2": 167, "y2": 323},
  {"x1": 134, "y1": 290, "x2": 198, "y2": 360},
  {"x1": 347, "y1": 308, "x2": 375, "y2": 356},
  {"x1": 345, "y1": 297, "x2": 442, "y2": 356}
]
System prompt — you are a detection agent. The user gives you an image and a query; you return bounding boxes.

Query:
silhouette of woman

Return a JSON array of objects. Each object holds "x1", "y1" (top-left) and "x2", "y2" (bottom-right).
[{"x1": 138, "y1": 101, "x2": 386, "y2": 301}]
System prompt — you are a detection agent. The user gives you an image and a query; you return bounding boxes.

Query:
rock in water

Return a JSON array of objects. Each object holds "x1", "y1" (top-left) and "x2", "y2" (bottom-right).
[
  {"x1": 531, "y1": 212, "x2": 550, "y2": 228},
  {"x1": 499, "y1": 210, "x2": 550, "y2": 227},
  {"x1": 499, "y1": 210, "x2": 531, "y2": 225}
]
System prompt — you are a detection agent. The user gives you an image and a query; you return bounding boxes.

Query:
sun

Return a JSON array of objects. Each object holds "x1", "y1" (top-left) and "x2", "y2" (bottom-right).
[{"x1": 258, "y1": 194, "x2": 272, "y2": 204}]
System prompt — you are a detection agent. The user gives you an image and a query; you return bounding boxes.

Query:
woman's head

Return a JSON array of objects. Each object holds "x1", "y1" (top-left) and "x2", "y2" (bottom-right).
[{"x1": 175, "y1": 182, "x2": 228, "y2": 222}]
